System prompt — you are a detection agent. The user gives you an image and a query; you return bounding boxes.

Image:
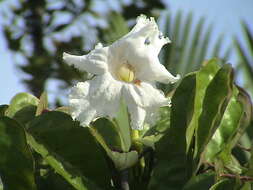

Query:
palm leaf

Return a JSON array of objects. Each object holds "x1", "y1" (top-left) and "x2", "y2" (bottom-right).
[
  {"x1": 234, "y1": 21, "x2": 253, "y2": 96},
  {"x1": 161, "y1": 11, "x2": 228, "y2": 78}
]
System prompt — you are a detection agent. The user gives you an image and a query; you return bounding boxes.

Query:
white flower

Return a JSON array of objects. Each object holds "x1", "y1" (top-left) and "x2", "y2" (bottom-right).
[{"x1": 63, "y1": 15, "x2": 180, "y2": 130}]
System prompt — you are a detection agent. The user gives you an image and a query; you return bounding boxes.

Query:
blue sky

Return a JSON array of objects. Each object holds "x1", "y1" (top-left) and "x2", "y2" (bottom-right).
[{"x1": 0, "y1": 0, "x2": 253, "y2": 105}]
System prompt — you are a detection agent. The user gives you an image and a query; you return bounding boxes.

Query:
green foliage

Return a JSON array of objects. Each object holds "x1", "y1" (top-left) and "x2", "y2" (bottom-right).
[
  {"x1": 27, "y1": 111, "x2": 111, "y2": 189},
  {"x1": 5, "y1": 93, "x2": 38, "y2": 118},
  {"x1": 148, "y1": 59, "x2": 253, "y2": 189},
  {"x1": 0, "y1": 117, "x2": 37, "y2": 190},
  {"x1": 0, "y1": 59, "x2": 252, "y2": 189},
  {"x1": 183, "y1": 172, "x2": 215, "y2": 190},
  {"x1": 5, "y1": 93, "x2": 39, "y2": 126},
  {"x1": 149, "y1": 73, "x2": 196, "y2": 190},
  {"x1": 195, "y1": 63, "x2": 234, "y2": 163}
]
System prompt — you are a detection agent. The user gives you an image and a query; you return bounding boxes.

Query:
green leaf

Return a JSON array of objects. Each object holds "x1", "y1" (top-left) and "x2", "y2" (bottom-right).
[
  {"x1": 149, "y1": 73, "x2": 196, "y2": 190},
  {"x1": 186, "y1": 59, "x2": 221, "y2": 152},
  {"x1": 92, "y1": 117, "x2": 122, "y2": 151},
  {"x1": 27, "y1": 111, "x2": 111, "y2": 189},
  {"x1": 13, "y1": 105, "x2": 38, "y2": 127},
  {"x1": 209, "y1": 179, "x2": 236, "y2": 190},
  {"x1": 215, "y1": 150, "x2": 242, "y2": 175},
  {"x1": 27, "y1": 134, "x2": 101, "y2": 190},
  {"x1": 113, "y1": 99, "x2": 131, "y2": 152},
  {"x1": 35, "y1": 92, "x2": 48, "y2": 116},
  {"x1": 205, "y1": 86, "x2": 252, "y2": 174},
  {"x1": 240, "y1": 182, "x2": 252, "y2": 190},
  {"x1": 110, "y1": 151, "x2": 138, "y2": 171},
  {"x1": 0, "y1": 117, "x2": 37, "y2": 190},
  {"x1": 5, "y1": 93, "x2": 39, "y2": 126},
  {"x1": 194, "y1": 64, "x2": 234, "y2": 166},
  {"x1": 204, "y1": 88, "x2": 241, "y2": 161},
  {"x1": 89, "y1": 127, "x2": 138, "y2": 171},
  {"x1": 0, "y1": 105, "x2": 8, "y2": 117},
  {"x1": 183, "y1": 172, "x2": 215, "y2": 190},
  {"x1": 35, "y1": 170, "x2": 76, "y2": 190},
  {"x1": 229, "y1": 87, "x2": 252, "y2": 148},
  {"x1": 5, "y1": 93, "x2": 39, "y2": 118}
]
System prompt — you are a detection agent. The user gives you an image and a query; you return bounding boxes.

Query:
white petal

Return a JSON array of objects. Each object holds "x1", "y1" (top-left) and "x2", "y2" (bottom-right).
[
  {"x1": 108, "y1": 15, "x2": 179, "y2": 84},
  {"x1": 137, "y1": 57, "x2": 180, "y2": 84},
  {"x1": 122, "y1": 82, "x2": 170, "y2": 109},
  {"x1": 145, "y1": 108, "x2": 160, "y2": 127},
  {"x1": 63, "y1": 45, "x2": 108, "y2": 75},
  {"x1": 128, "y1": 104, "x2": 146, "y2": 130},
  {"x1": 121, "y1": 15, "x2": 170, "y2": 54},
  {"x1": 69, "y1": 74, "x2": 122, "y2": 127},
  {"x1": 121, "y1": 82, "x2": 171, "y2": 129}
]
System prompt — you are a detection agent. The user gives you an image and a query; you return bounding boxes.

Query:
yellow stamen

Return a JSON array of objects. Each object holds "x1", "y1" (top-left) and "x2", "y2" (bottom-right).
[{"x1": 117, "y1": 64, "x2": 135, "y2": 82}]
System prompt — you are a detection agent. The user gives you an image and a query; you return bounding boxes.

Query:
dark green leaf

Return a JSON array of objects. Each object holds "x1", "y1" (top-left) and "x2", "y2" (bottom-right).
[
  {"x1": 0, "y1": 117, "x2": 37, "y2": 190},
  {"x1": 27, "y1": 134, "x2": 101, "y2": 190},
  {"x1": 183, "y1": 172, "x2": 215, "y2": 190},
  {"x1": 195, "y1": 64, "x2": 234, "y2": 166},
  {"x1": 92, "y1": 117, "x2": 122, "y2": 151},
  {"x1": 149, "y1": 73, "x2": 196, "y2": 190},
  {"x1": 13, "y1": 105, "x2": 37, "y2": 127},
  {"x1": 209, "y1": 179, "x2": 236, "y2": 190},
  {"x1": 204, "y1": 88, "x2": 242, "y2": 162},
  {"x1": 0, "y1": 105, "x2": 8, "y2": 117},
  {"x1": 186, "y1": 59, "x2": 221, "y2": 152},
  {"x1": 89, "y1": 127, "x2": 138, "y2": 171},
  {"x1": 27, "y1": 111, "x2": 111, "y2": 189}
]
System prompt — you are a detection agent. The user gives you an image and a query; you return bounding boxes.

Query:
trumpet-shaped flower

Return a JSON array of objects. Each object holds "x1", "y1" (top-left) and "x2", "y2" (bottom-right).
[{"x1": 63, "y1": 15, "x2": 180, "y2": 130}]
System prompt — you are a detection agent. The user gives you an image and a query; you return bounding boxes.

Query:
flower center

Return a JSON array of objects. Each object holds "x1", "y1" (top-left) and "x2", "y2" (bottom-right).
[{"x1": 117, "y1": 63, "x2": 135, "y2": 83}]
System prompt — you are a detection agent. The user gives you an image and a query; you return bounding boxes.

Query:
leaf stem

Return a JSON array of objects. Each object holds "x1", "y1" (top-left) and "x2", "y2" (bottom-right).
[{"x1": 236, "y1": 144, "x2": 251, "y2": 152}]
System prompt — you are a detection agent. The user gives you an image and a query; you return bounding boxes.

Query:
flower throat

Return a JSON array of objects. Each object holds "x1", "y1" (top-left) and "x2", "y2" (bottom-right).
[{"x1": 117, "y1": 63, "x2": 135, "y2": 83}]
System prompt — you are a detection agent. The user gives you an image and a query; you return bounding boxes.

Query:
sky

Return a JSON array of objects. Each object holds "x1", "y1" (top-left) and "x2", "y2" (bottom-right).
[{"x1": 0, "y1": 0, "x2": 253, "y2": 105}]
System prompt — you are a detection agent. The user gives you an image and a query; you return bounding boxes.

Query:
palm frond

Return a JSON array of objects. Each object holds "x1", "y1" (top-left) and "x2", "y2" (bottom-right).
[
  {"x1": 234, "y1": 21, "x2": 253, "y2": 96},
  {"x1": 161, "y1": 11, "x2": 228, "y2": 78}
]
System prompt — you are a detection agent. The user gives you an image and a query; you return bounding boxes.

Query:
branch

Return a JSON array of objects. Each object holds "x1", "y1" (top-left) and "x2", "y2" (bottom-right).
[
  {"x1": 220, "y1": 173, "x2": 253, "y2": 181},
  {"x1": 237, "y1": 144, "x2": 251, "y2": 152}
]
